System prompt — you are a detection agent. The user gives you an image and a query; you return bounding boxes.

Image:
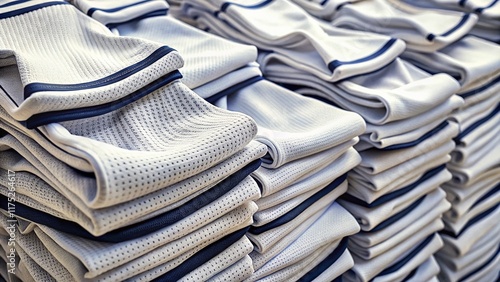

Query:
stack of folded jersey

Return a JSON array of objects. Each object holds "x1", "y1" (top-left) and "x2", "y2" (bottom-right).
[
  {"x1": 81, "y1": 2, "x2": 368, "y2": 280},
  {"x1": 402, "y1": 0, "x2": 500, "y2": 43},
  {"x1": 402, "y1": 34, "x2": 500, "y2": 282},
  {"x1": 0, "y1": 1, "x2": 268, "y2": 281},
  {"x1": 170, "y1": 0, "x2": 471, "y2": 281}
]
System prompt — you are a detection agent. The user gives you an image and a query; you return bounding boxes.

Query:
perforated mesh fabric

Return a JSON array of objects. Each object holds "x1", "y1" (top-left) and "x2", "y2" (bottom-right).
[
  {"x1": 0, "y1": 141, "x2": 265, "y2": 236},
  {"x1": 0, "y1": 1, "x2": 182, "y2": 121},
  {"x1": 227, "y1": 80, "x2": 365, "y2": 168},
  {"x1": 178, "y1": 236, "x2": 253, "y2": 282},
  {"x1": 208, "y1": 255, "x2": 254, "y2": 282}
]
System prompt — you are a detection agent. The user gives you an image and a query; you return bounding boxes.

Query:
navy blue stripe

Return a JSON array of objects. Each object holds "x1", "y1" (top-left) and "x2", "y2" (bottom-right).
[
  {"x1": 152, "y1": 226, "x2": 250, "y2": 282},
  {"x1": 23, "y1": 70, "x2": 182, "y2": 129},
  {"x1": 105, "y1": 8, "x2": 168, "y2": 29},
  {"x1": 0, "y1": 0, "x2": 30, "y2": 8},
  {"x1": 441, "y1": 203, "x2": 499, "y2": 238},
  {"x1": 426, "y1": 14, "x2": 471, "y2": 41},
  {"x1": 475, "y1": 0, "x2": 499, "y2": 13},
  {"x1": 328, "y1": 38, "x2": 398, "y2": 72},
  {"x1": 458, "y1": 244, "x2": 500, "y2": 282},
  {"x1": 459, "y1": 0, "x2": 467, "y2": 7},
  {"x1": 320, "y1": 0, "x2": 329, "y2": 5},
  {"x1": 401, "y1": 267, "x2": 418, "y2": 281},
  {"x1": 342, "y1": 165, "x2": 446, "y2": 208},
  {"x1": 371, "y1": 234, "x2": 435, "y2": 280},
  {"x1": 0, "y1": 1, "x2": 68, "y2": 19},
  {"x1": 0, "y1": 85, "x2": 19, "y2": 107},
  {"x1": 249, "y1": 174, "x2": 347, "y2": 235},
  {"x1": 298, "y1": 237, "x2": 349, "y2": 282},
  {"x1": 454, "y1": 102, "x2": 500, "y2": 142},
  {"x1": 470, "y1": 183, "x2": 499, "y2": 210},
  {"x1": 24, "y1": 46, "x2": 175, "y2": 99},
  {"x1": 206, "y1": 76, "x2": 263, "y2": 104},
  {"x1": 220, "y1": 0, "x2": 273, "y2": 12},
  {"x1": 381, "y1": 121, "x2": 449, "y2": 151},
  {"x1": 87, "y1": 0, "x2": 150, "y2": 16},
  {"x1": 0, "y1": 159, "x2": 261, "y2": 242},
  {"x1": 460, "y1": 74, "x2": 500, "y2": 99},
  {"x1": 364, "y1": 195, "x2": 426, "y2": 233}
]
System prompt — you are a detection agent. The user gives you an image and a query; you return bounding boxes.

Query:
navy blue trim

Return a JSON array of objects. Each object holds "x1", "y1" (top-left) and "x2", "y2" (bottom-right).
[
  {"x1": 402, "y1": 267, "x2": 418, "y2": 281},
  {"x1": 381, "y1": 121, "x2": 449, "y2": 151},
  {"x1": 23, "y1": 70, "x2": 182, "y2": 129},
  {"x1": 298, "y1": 237, "x2": 349, "y2": 282},
  {"x1": 475, "y1": 0, "x2": 498, "y2": 13},
  {"x1": 342, "y1": 165, "x2": 446, "y2": 208},
  {"x1": 454, "y1": 102, "x2": 500, "y2": 142},
  {"x1": 249, "y1": 174, "x2": 347, "y2": 235},
  {"x1": 371, "y1": 234, "x2": 435, "y2": 280},
  {"x1": 0, "y1": 159, "x2": 261, "y2": 242},
  {"x1": 206, "y1": 76, "x2": 263, "y2": 104},
  {"x1": 363, "y1": 195, "x2": 426, "y2": 233},
  {"x1": 0, "y1": 85, "x2": 19, "y2": 107},
  {"x1": 320, "y1": 0, "x2": 329, "y2": 6},
  {"x1": 426, "y1": 14, "x2": 471, "y2": 41},
  {"x1": 460, "y1": 74, "x2": 500, "y2": 99},
  {"x1": 24, "y1": 46, "x2": 175, "y2": 99},
  {"x1": 470, "y1": 183, "x2": 499, "y2": 210},
  {"x1": 152, "y1": 226, "x2": 250, "y2": 282},
  {"x1": 441, "y1": 203, "x2": 499, "y2": 238},
  {"x1": 459, "y1": 0, "x2": 467, "y2": 7},
  {"x1": 458, "y1": 244, "x2": 500, "y2": 282},
  {"x1": 87, "y1": 0, "x2": 150, "y2": 16},
  {"x1": 105, "y1": 8, "x2": 169, "y2": 29},
  {"x1": 333, "y1": 276, "x2": 343, "y2": 282},
  {"x1": 0, "y1": 1, "x2": 68, "y2": 19},
  {"x1": 220, "y1": 0, "x2": 273, "y2": 13},
  {"x1": 328, "y1": 38, "x2": 397, "y2": 72}
]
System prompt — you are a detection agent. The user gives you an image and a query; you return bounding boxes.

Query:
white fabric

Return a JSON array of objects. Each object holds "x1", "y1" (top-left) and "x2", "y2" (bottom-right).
[
  {"x1": 177, "y1": 236, "x2": 253, "y2": 282},
  {"x1": 113, "y1": 15, "x2": 259, "y2": 92},
  {"x1": 254, "y1": 149, "x2": 358, "y2": 224},
  {"x1": 0, "y1": 142, "x2": 265, "y2": 235},
  {"x1": 255, "y1": 148, "x2": 359, "y2": 210},
  {"x1": 444, "y1": 179, "x2": 499, "y2": 221},
  {"x1": 208, "y1": 255, "x2": 254, "y2": 282},
  {"x1": 0, "y1": 1, "x2": 183, "y2": 121},
  {"x1": 250, "y1": 202, "x2": 359, "y2": 270},
  {"x1": 226, "y1": 80, "x2": 365, "y2": 168},
  {"x1": 402, "y1": 0, "x2": 500, "y2": 21},
  {"x1": 181, "y1": 0, "x2": 405, "y2": 82},
  {"x1": 349, "y1": 215, "x2": 444, "y2": 260},
  {"x1": 1, "y1": 70, "x2": 259, "y2": 209},
  {"x1": 406, "y1": 256, "x2": 441, "y2": 282},
  {"x1": 250, "y1": 200, "x2": 359, "y2": 280},
  {"x1": 349, "y1": 139, "x2": 453, "y2": 194},
  {"x1": 436, "y1": 230, "x2": 500, "y2": 271},
  {"x1": 357, "y1": 121, "x2": 459, "y2": 174},
  {"x1": 350, "y1": 190, "x2": 449, "y2": 248},
  {"x1": 341, "y1": 180, "x2": 449, "y2": 231},
  {"x1": 260, "y1": 58, "x2": 461, "y2": 125},
  {"x1": 329, "y1": 0, "x2": 478, "y2": 52},
  {"x1": 440, "y1": 204, "x2": 500, "y2": 256},
  {"x1": 443, "y1": 167, "x2": 500, "y2": 202},
  {"x1": 247, "y1": 182, "x2": 347, "y2": 253},
  {"x1": 447, "y1": 142, "x2": 500, "y2": 185},
  {"x1": 73, "y1": 0, "x2": 169, "y2": 27},
  {"x1": 252, "y1": 138, "x2": 357, "y2": 198},
  {"x1": 345, "y1": 233, "x2": 443, "y2": 282},
  {"x1": 259, "y1": 241, "x2": 348, "y2": 282},
  {"x1": 438, "y1": 246, "x2": 500, "y2": 282},
  {"x1": 443, "y1": 189, "x2": 500, "y2": 235},
  {"x1": 38, "y1": 201, "x2": 257, "y2": 280},
  {"x1": 450, "y1": 91, "x2": 500, "y2": 130},
  {"x1": 362, "y1": 95, "x2": 463, "y2": 148},
  {"x1": 290, "y1": 0, "x2": 361, "y2": 21},
  {"x1": 311, "y1": 249, "x2": 354, "y2": 282},
  {"x1": 402, "y1": 35, "x2": 500, "y2": 92}
]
